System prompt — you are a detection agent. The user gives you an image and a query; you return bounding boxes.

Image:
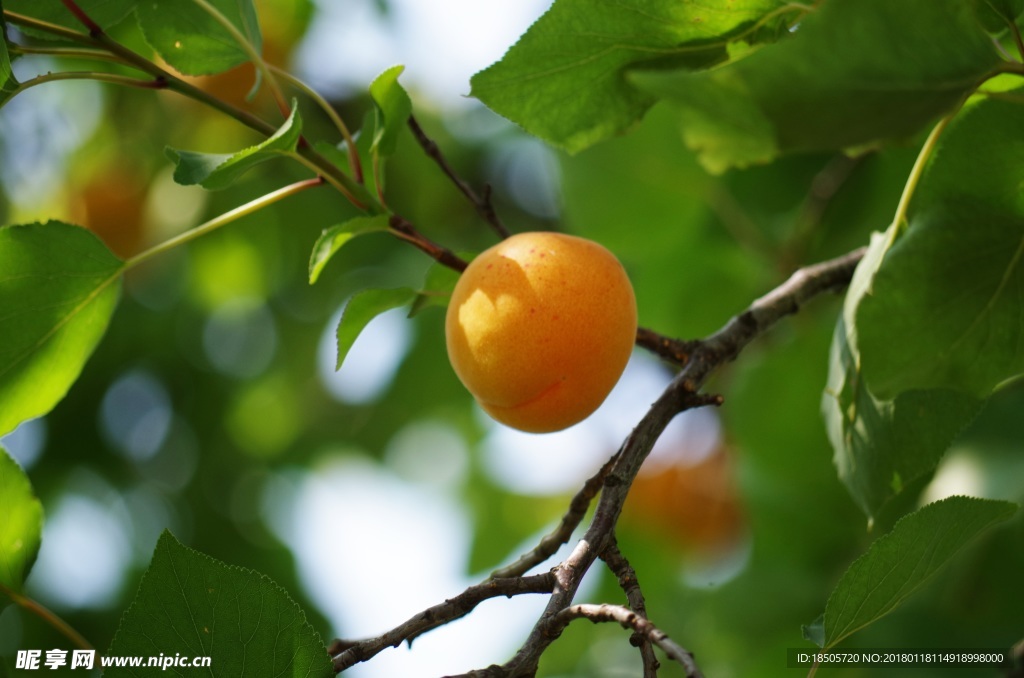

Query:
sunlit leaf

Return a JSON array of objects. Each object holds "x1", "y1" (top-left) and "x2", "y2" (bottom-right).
[
  {"x1": 136, "y1": 0, "x2": 262, "y2": 76},
  {"x1": 0, "y1": 7, "x2": 19, "y2": 108},
  {"x1": 336, "y1": 287, "x2": 416, "y2": 370},
  {"x1": 369, "y1": 65, "x2": 412, "y2": 158},
  {"x1": 308, "y1": 215, "x2": 389, "y2": 284},
  {"x1": 471, "y1": 0, "x2": 788, "y2": 154},
  {"x1": 857, "y1": 95, "x2": 1024, "y2": 399},
  {"x1": 0, "y1": 222, "x2": 123, "y2": 438},
  {"x1": 107, "y1": 531, "x2": 333, "y2": 678},
  {"x1": 819, "y1": 496, "x2": 1016, "y2": 648},
  {"x1": 167, "y1": 102, "x2": 301, "y2": 190},
  {"x1": 0, "y1": 446, "x2": 43, "y2": 595},
  {"x1": 632, "y1": 0, "x2": 1001, "y2": 172},
  {"x1": 4, "y1": 0, "x2": 134, "y2": 38},
  {"x1": 823, "y1": 234, "x2": 984, "y2": 519}
]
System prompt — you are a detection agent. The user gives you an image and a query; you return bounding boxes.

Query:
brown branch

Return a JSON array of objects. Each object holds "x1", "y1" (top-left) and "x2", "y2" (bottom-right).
[
  {"x1": 329, "y1": 246, "x2": 865, "y2": 677},
  {"x1": 601, "y1": 538, "x2": 659, "y2": 677},
  {"x1": 331, "y1": 573, "x2": 554, "y2": 672},
  {"x1": 408, "y1": 116, "x2": 511, "y2": 239},
  {"x1": 388, "y1": 215, "x2": 469, "y2": 272},
  {"x1": 489, "y1": 449, "x2": 621, "y2": 580},
  {"x1": 553, "y1": 604, "x2": 702, "y2": 678},
  {"x1": 635, "y1": 326, "x2": 696, "y2": 366},
  {"x1": 498, "y1": 246, "x2": 865, "y2": 676}
]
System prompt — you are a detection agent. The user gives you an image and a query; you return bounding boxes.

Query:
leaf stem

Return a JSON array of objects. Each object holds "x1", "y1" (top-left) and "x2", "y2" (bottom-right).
[
  {"x1": 270, "y1": 65, "x2": 363, "y2": 183},
  {"x1": 12, "y1": 71, "x2": 168, "y2": 95},
  {"x1": 0, "y1": 584, "x2": 93, "y2": 651},
  {"x1": 889, "y1": 106, "x2": 961, "y2": 241},
  {"x1": 9, "y1": 44, "x2": 132, "y2": 65},
  {"x1": 1009, "y1": 18, "x2": 1024, "y2": 62},
  {"x1": 125, "y1": 177, "x2": 324, "y2": 269},
  {"x1": 190, "y1": 0, "x2": 290, "y2": 120}
]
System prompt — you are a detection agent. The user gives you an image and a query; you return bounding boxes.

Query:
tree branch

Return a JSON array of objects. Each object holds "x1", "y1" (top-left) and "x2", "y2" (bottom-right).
[
  {"x1": 499, "y1": 246, "x2": 865, "y2": 676},
  {"x1": 331, "y1": 573, "x2": 555, "y2": 672},
  {"x1": 408, "y1": 116, "x2": 511, "y2": 239},
  {"x1": 331, "y1": 246, "x2": 866, "y2": 676},
  {"x1": 600, "y1": 538, "x2": 659, "y2": 677},
  {"x1": 554, "y1": 604, "x2": 702, "y2": 678},
  {"x1": 489, "y1": 449, "x2": 620, "y2": 580}
]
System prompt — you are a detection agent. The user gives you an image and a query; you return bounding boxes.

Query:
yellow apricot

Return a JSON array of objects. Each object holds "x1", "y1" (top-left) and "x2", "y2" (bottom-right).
[{"x1": 445, "y1": 232, "x2": 637, "y2": 433}]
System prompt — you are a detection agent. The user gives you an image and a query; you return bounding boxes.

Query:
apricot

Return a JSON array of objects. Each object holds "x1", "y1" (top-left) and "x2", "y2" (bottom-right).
[{"x1": 445, "y1": 232, "x2": 637, "y2": 433}]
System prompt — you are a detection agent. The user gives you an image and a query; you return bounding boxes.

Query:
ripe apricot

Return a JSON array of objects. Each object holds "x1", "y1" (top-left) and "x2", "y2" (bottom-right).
[{"x1": 445, "y1": 232, "x2": 637, "y2": 433}]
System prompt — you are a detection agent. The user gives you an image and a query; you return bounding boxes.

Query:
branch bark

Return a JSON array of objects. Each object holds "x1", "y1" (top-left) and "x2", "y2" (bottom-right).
[
  {"x1": 332, "y1": 246, "x2": 867, "y2": 676},
  {"x1": 331, "y1": 574, "x2": 555, "y2": 672}
]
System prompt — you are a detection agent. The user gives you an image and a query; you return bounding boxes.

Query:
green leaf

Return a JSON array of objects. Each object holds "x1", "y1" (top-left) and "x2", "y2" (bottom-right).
[
  {"x1": 823, "y1": 234, "x2": 984, "y2": 519},
  {"x1": 3, "y1": 0, "x2": 134, "y2": 38},
  {"x1": 167, "y1": 102, "x2": 301, "y2": 190},
  {"x1": 107, "y1": 531, "x2": 333, "y2": 678},
  {"x1": 857, "y1": 95, "x2": 1024, "y2": 399},
  {"x1": 308, "y1": 215, "x2": 389, "y2": 284},
  {"x1": 0, "y1": 8, "x2": 19, "y2": 108},
  {"x1": 972, "y1": 0, "x2": 1024, "y2": 32},
  {"x1": 471, "y1": 0, "x2": 786, "y2": 154},
  {"x1": 336, "y1": 287, "x2": 416, "y2": 370},
  {"x1": 820, "y1": 496, "x2": 1016, "y2": 648},
  {"x1": 369, "y1": 64, "x2": 412, "y2": 157},
  {"x1": 136, "y1": 0, "x2": 263, "y2": 76},
  {"x1": 0, "y1": 222, "x2": 123, "y2": 438},
  {"x1": 0, "y1": 446, "x2": 43, "y2": 595},
  {"x1": 632, "y1": 0, "x2": 1001, "y2": 172},
  {"x1": 409, "y1": 260, "x2": 462, "y2": 317}
]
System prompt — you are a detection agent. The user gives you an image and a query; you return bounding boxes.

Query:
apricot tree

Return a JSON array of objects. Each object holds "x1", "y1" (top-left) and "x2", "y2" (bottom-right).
[{"x1": 1, "y1": 1, "x2": 1023, "y2": 677}]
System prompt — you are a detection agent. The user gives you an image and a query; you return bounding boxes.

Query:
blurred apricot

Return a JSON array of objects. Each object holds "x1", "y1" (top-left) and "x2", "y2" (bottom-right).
[{"x1": 623, "y1": 446, "x2": 745, "y2": 556}]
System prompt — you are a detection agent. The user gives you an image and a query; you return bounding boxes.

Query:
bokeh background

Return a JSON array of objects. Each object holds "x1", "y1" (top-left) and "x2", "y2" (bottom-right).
[{"x1": 1, "y1": 1, "x2": 1022, "y2": 676}]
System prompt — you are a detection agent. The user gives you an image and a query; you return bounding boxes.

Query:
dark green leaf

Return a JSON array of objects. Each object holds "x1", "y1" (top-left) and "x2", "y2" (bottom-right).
[
  {"x1": 136, "y1": 0, "x2": 262, "y2": 76},
  {"x1": 857, "y1": 96, "x2": 1024, "y2": 399},
  {"x1": 0, "y1": 8, "x2": 19, "y2": 108},
  {"x1": 823, "y1": 234, "x2": 984, "y2": 519},
  {"x1": 409, "y1": 260, "x2": 462, "y2": 317},
  {"x1": 107, "y1": 531, "x2": 333, "y2": 678},
  {"x1": 4, "y1": 0, "x2": 133, "y2": 38},
  {"x1": 369, "y1": 64, "x2": 412, "y2": 157},
  {"x1": 821, "y1": 496, "x2": 1016, "y2": 648},
  {"x1": 336, "y1": 288, "x2": 416, "y2": 370},
  {"x1": 0, "y1": 446, "x2": 43, "y2": 595},
  {"x1": 972, "y1": 0, "x2": 1024, "y2": 32},
  {"x1": 632, "y1": 0, "x2": 1001, "y2": 172},
  {"x1": 471, "y1": 0, "x2": 786, "y2": 154},
  {"x1": 308, "y1": 215, "x2": 389, "y2": 284},
  {"x1": 167, "y1": 102, "x2": 301, "y2": 190},
  {"x1": 0, "y1": 222, "x2": 123, "y2": 437}
]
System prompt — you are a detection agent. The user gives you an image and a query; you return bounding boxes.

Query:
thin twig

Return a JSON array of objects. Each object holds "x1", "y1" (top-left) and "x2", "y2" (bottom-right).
[
  {"x1": 388, "y1": 215, "x2": 469, "y2": 272},
  {"x1": 601, "y1": 538, "x2": 659, "y2": 677},
  {"x1": 342, "y1": 248, "x2": 868, "y2": 677},
  {"x1": 408, "y1": 116, "x2": 511, "y2": 239},
  {"x1": 331, "y1": 574, "x2": 555, "y2": 671},
  {"x1": 553, "y1": 604, "x2": 702, "y2": 678},
  {"x1": 499, "y1": 246, "x2": 865, "y2": 676},
  {"x1": 490, "y1": 450, "x2": 621, "y2": 580}
]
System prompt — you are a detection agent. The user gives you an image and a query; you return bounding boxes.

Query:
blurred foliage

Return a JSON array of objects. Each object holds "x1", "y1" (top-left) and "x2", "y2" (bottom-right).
[{"x1": 0, "y1": 0, "x2": 1022, "y2": 676}]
